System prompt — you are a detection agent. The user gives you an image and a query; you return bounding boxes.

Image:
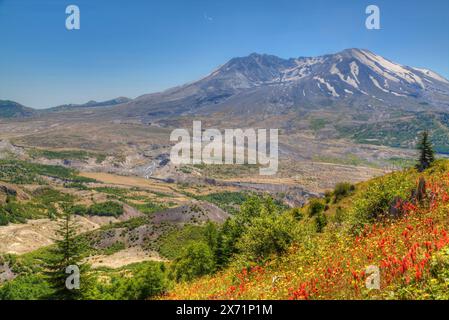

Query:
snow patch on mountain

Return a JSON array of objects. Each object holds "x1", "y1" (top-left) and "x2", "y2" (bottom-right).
[
  {"x1": 353, "y1": 49, "x2": 427, "y2": 89},
  {"x1": 314, "y1": 77, "x2": 339, "y2": 97},
  {"x1": 369, "y1": 75, "x2": 390, "y2": 93},
  {"x1": 391, "y1": 91, "x2": 407, "y2": 97},
  {"x1": 413, "y1": 67, "x2": 449, "y2": 84},
  {"x1": 349, "y1": 62, "x2": 360, "y2": 86},
  {"x1": 331, "y1": 64, "x2": 359, "y2": 89}
]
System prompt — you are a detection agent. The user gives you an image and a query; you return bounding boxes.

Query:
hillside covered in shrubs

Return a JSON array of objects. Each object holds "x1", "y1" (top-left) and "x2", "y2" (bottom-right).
[{"x1": 164, "y1": 160, "x2": 449, "y2": 300}]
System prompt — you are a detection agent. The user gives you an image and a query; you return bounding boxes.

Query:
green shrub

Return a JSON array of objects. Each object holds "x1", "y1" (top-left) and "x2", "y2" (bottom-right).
[
  {"x1": 216, "y1": 218, "x2": 242, "y2": 268},
  {"x1": 88, "y1": 201, "x2": 123, "y2": 217},
  {"x1": 0, "y1": 274, "x2": 53, "y2": 300},
  {"x1": 0, "y1": 159, "x2": 95, "y2": 185},
  {"x1": 94, "y1": 187, "x2": 129, "y2": 197},
  {"x1": 68, "y1": 204, "x2": 88, "y2": 216},
  {"x1": 324, "y1": 191, "x2": 332, "y2": 204},
  {"x1": 158, "y1": 225, "x2": 208, "y2": 260},
  {"x1": 0, "y1": 211, "x2": 9, "y2": 225},
  {"x1": 102, "y1": 242, "x2": 126, "y2": 256},
  {"x1": 171, "y1": 242, "x2": 216, "y2": 282},
  {"x1": 91, "y1": 263, "x2": 168, "y2": 300},
  {"x1": 349, "y1": 171, "x2": 416, "y2": 233},
  {"x1": 315, "y1": 212, "x2": 328, "y2": 233},
  {"x1": 0, "y1": 201, "x2": 45, "y2": 225},
  {"x1": 236, "y1": 213, "x2": 298, "y2": 262},
  {"x1": 238, "y1": 196, "x2": 279, "y2": 224},
  {"x1": 333, "y1": 182, "x2": 355, "y2": 202},
  {"x1": 33, "y1": 187, "x2": 74, "y2": 205},
  {"x1": 130, "y1": 201, "x2": 164, "y2": 214},
  {"x1": 214, "y1": 196, "x2": 289, "y2": 266},
  {"x1": 196, "y1": 192, "x2": 249, "y2": 214},
  {"x1": 203, "y1": 222, "x2": 218, "y2": 253},
  {"x1": 308, "y1": 199, "x2": 325, "y2": 216},
  {"x1": 288, "y1": 208, "x2": 304, "y2": 221},
  {"x1": 333, "y1": 206, "x2": 346, "y2": 224},
  {"x1": 64, "y1": 182, "x2": 88, "y2": 190}
]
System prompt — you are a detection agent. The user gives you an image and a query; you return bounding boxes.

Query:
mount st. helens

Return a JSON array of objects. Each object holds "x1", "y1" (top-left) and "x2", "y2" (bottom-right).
[{"x1": 119, "y1": 48, "x2": 449, "y2": 119}]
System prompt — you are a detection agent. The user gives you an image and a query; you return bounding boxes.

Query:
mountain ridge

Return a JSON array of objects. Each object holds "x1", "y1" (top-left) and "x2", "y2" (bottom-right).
[
  {"x1": 0, "y1": 100, "x2": 35, "y2": 118},
  {"x1": 108, "y1": 48, "x2": 449, "y2": 121},
  {"x1": 0, "y1": 97, "x2": 132, "y2": 117},
  {"x1": 44, "y1": 96, "x2": 132, "y2": 112}
]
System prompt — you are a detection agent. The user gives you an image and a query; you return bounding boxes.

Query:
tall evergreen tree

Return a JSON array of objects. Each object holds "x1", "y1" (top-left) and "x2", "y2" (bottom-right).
[
  {"x1": 45, "y1": 212, "x2": 93, "y2": 300},
  {"x1": 416, "y1": 131, "x2": 435, "y2": 172}
]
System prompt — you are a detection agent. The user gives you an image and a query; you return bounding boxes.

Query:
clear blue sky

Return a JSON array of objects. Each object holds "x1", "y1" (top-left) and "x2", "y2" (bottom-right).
[{"x1": 1, "y1": 0, "x2": 448, "y2": 108}]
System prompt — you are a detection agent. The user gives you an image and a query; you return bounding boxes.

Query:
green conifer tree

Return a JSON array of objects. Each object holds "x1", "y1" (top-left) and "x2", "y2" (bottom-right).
[
  {"x1": 45, "y1": 212, "x2": 93, "y2": 300},
  {"x1": 416, "y1": 131, "x2": 435, "y2": 172}
]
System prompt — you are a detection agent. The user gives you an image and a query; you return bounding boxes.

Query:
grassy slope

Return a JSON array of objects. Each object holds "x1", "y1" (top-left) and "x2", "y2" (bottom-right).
[
  {"x1": 336, "y1": 112, "x2": 449, "y2": 153},
  {"x1": 165, "y1": 161, "x2": 449, "y2": 300}
]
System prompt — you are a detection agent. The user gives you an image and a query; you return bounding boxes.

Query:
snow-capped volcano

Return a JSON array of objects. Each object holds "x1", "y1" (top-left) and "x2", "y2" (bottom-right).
[
  {"x1": 111, "y1": 48, "x2": 449, "y2": 119},
  {"x1": 195, "y1": 48, "x2": 449, "y2": 104}
]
